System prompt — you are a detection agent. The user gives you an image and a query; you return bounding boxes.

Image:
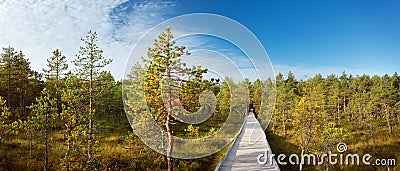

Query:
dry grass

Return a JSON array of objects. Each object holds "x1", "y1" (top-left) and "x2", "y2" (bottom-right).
[
  {"x1": 268, "y1": 121, "x2": 400, "y2": 171},
  {"x1": 1, "y1": 115, "x2": 229, "y2": 170}
]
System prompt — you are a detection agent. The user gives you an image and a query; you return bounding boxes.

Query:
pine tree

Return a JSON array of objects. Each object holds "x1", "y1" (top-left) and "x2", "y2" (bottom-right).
[
  {"x1": 348, "y1": 75, "x2": 371, "y2": 126},
  {"x1": 0, "y1": 46, "x2": 40, "y2": 117},
  {"x1": 0, "y1": 97, "x2": 12, "y2": 145},
  {"x1": 292, "y1": 74, "x2": 327, "y2": 170},
  {"x1": 395, "y1": 101, "x2": 400, "y2": 126},
  {"x1": 142, "y1": 27, "x2": 206, "y2": 171},
  {"x1": 0, "y1": 46, "x2": 16, "y2": 108},
  {"x1": 275, "y1": 72, "x2": 294, "y2": 136},
  {"x1": 259, "y1": 78, "x2": 275, "y2": 130},
  {"x1": 374, "y1": 74, "x2": 396, "y2": 135},
  {"x1": 232, "y1": 80, "x2": 251, "y2": 120},
  {"x1": 61, "y1": 75, "x2": 88, "y2": 170},
  {"x1": 73, "y1": 30, "x2": 112, "y2": 169},
  {"x1": 29, "y1": 88, "x2": 58, "y2": 171},
  {"x1": 43, "y1": 49, "x2": 68, "y2": 115},
  {"x1": 250, "y1": 79, "x2": 262, "y2": 114},
  {"x1": 216, "y1": 78, "x2": 233, "y2": 117},
  {"x1": 339, "y1": 72, "x2": 351, "y2": 121},
  {"x1": 325, "y1": 74, "x2": 340, "y2": 122},
  {"x1": 94, "y1": 71, "x2": 115, "y2": 118},
  {"x1": 16, "y1": 51, "x2": 32, "y2": 116},
  {"x1": 283, "y1": 71, "x2": 299, "y2": 135},
  {"x1": 0, "y1": 96, "x2": 18, "y2": 166},
  {"x1": 112, "y1": 81, "x2": 123, "y2": 130}
]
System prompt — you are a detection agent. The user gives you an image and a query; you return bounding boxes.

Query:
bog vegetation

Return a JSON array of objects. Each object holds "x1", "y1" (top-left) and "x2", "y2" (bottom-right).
[
  {"x1": 268, "y1": 72, "x2": 400, "y2": 170},
  {"x1": 0, "y1": 28, "x2": 399, "y2": 171}
]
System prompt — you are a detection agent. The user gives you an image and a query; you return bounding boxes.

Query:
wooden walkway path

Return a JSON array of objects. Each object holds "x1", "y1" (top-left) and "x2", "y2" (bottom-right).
[{"x1": 215, "y1": 113, "x2": 280, "y2": 171}]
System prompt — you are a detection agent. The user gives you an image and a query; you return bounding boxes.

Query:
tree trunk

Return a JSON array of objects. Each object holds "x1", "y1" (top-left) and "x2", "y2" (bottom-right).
[
  {"x1": 337, "y1": 102, "x2": 340, "y2": 124},
  {"x1": 271, "y1": 118, "x2": 276, "y2": 133},
  {"x1": 44, "y1": 111, "x2": 49, "y2": 171},
  {"x1": 165, "y1": 63, "x2": 174, "y2": 171},
  {"x1": 56, "y1": 67, "x2": 61, "y2": 120},
  {"x1": 29, "y1": 130, "x2": 33, "y2": 169},
  {"x1": 166, "y1": 114, "x2": 173, "y2": 171},
  {"x1": 282, "y1": 110, "x2": 286, "y2": 137},
  {"x1": 65, "y1": 129, "x2": 71, "y2": 171},
  {"x1": 343, "y1": 96, "x2": 347, "y2": 121},
  {"x1": 44, "y1": 133, "x2": 48, "y2": 171},
  {"x1": 19, "y1": 88, "x2": 23, "y2": 117},
  {"x1": 7, "y1": 64, "x2": 11, "y2": 108},
  {"x1": 358, "y1": 104, "x2": 362, "y2": 127},
  {"x1": 384, "y1": 105, "x2": 392, "y2": 135},
  {"x1": 88, "y1": 68, "x2": 93, "y2": 169},
  {"x1": 117, "y1": 111, "x2": 121, "y2": 131},
  {"x1": 371, "y1": 121, "x2": 376, "y2": 152}
]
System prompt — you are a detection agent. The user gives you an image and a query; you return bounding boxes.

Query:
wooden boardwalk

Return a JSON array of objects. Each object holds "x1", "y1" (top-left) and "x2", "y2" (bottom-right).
[{"x1": 215, "y1": 113, "x2": 280, "y2": 171}]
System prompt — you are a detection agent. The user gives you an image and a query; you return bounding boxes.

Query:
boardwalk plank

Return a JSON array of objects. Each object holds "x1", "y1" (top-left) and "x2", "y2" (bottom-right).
[{"x1": 216, "y1": 113, "x2": 280, "y2": 171}]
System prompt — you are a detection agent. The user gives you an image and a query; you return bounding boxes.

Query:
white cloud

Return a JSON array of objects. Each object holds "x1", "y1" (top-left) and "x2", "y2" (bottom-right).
[
  {"x1": 1, "y1": 1, "x2": 380, "y2": 82},
  {"x1": 0, "y1": 0, "x2": 176, "y2": 80}
]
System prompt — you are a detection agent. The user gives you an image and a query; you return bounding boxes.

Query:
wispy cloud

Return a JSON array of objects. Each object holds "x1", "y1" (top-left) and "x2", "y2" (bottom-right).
[
  {"x1": 1, "y1": 1, "x2": 383, "y2": 82},
  {"x1": 0, "y1": 0, "x2": 176, "y2": 79},
  {"x1": 110, "y1": 0, "x2": 176, "y2": 44}
]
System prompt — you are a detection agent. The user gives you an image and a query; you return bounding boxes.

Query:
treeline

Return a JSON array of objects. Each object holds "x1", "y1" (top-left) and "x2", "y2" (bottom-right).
[
  {"x1": 0, "y1": 28, "x2": 257, "y2": 171},
  {"x1": 268, "y1": 71, "x2": 400, "y2": 170},
  {"x1": 0, "y1": 28, "x2": 244, "y2": 170},
  {"x1": 0, "y1": 30, "x2": 123, "y2": 170},
  {"x1": 1, "y1": 27, "x2": 399, "y2": 170}
]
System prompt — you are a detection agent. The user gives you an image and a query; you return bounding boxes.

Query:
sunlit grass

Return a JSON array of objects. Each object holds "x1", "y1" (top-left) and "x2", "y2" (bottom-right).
[
  {"x1": 268, "y1": 120, "x2": 400, "y2": 171},
  {"x1": 1, "y1": 114, "x2": 229, "y2": 170}
]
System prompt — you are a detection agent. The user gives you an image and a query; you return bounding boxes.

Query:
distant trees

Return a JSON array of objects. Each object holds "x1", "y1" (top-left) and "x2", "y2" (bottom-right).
[
  {"x1": 274, "y1": 72, "x2": 299, "y2": 136},
  {"x1": 0, "y1": 27, "x2": 399, "y2": 170},
  {"x1": 0, "y1": 47, "x2": 16, "y2": 108},
  {"x1": 216, "y1": 77, "x2": 232, "y2": 117},
  {"x1": 269, "y1": 71, "x2": 400, "y2": 170},
  {"x1": 0, "y1": 47, "x2": 42, "y2": 117},
  {"x1": 271, "y1": 71, "x2": 400, "y2": 137},
  {"x1": 250, "y1": 79, "x2": 262, "y2": 114},
  {"x1": 95, "y1": 71, "x2": 118, "y2": 118},
  {"x1": 0, "y1": 31, "x2": 119, "y2": 170}
]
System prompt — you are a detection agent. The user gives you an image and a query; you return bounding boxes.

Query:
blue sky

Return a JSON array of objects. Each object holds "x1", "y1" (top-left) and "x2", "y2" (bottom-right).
[
  {"x1": 172, "y1": 0, "x2": 400, "y2": 78},
  {"x1": 0, "y1": 0, "x2": 399, "y2": 80}
]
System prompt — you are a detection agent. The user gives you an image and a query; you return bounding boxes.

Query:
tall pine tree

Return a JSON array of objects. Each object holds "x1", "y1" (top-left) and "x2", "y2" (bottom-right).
[
  {"x1": 43, "y1": 49, "x2": 68, "y2": 115},
  {"x1": 142, "y1": 27, "x2": 206, "y2": 171},
  {"x1": 73, "y1": 30, "x2": 112, "y2": 169}
]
